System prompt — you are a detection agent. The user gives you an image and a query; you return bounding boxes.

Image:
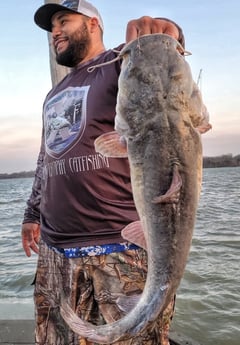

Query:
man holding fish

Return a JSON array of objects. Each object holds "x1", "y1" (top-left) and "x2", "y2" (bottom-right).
[{"x1": 21, "y1": 0, "x2": 210, "y2": 344}]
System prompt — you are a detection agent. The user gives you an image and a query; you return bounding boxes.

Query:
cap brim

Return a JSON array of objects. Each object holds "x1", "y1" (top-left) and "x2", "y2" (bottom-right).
[{"x1": 34, "y1": 4, "x2": 76, "y2": 32}]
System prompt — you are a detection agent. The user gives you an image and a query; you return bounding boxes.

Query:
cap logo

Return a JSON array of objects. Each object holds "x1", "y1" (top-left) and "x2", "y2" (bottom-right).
[{"x1": 60, "y1": 0, "x2": 79, "y2": 10}]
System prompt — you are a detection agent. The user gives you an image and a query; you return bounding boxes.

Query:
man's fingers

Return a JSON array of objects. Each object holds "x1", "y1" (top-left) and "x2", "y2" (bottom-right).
[
  {"x1": 162, "y1": 23, "x2": 179, "y2": 40},
  {"x1": 126, "y1": 17, "x2": 153, "y2": 42},
  {"x1": 22, "y1": 237, "x2": 32, "y2": 257},
  {"x1": 126, "y1": 17, "x2": 179, "y2": 43},
  {"x1": 30, "y1": 241, "x2": 40, "y2": 255},
  {"x1": 21, "y1": 223, "x2": 40, "y2": 257},
  {"x1": 22, "y1": 237, "x2": 39, "y2": 257},
  {"x1": 126, "y1": 20, "x2": 138, "y2": 43}
]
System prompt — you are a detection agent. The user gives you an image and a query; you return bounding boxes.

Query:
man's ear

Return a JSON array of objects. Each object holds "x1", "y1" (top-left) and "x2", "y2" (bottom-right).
[{"x1": 89, "y1": 17, "x2": 100, "y2": 33}]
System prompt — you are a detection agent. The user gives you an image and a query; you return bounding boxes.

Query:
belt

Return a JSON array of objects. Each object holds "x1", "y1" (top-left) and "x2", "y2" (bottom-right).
[{"x1": 49, "y1": 242, "x2": 139, "y2": 258}]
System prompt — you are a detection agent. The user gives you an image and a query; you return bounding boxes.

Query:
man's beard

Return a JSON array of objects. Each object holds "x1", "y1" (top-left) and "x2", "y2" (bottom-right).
[{"x1": 55, "y1": 23, "x2": 90, "y2": 67}]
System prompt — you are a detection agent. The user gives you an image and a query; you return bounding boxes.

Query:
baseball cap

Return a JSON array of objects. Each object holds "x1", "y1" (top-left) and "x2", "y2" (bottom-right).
[{"x1": 34, "y1": 0, "x2": 104, "y2": 32}]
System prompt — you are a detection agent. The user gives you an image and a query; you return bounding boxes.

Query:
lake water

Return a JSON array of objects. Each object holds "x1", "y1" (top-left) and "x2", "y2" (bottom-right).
[{"x1": 0, "y1": 167, "x2": 239, "y2": 344}]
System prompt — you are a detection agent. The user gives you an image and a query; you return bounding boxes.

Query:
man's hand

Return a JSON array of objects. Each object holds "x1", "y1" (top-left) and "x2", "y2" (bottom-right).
[
  {"x1": 21, "y1": 223, "x2": 40, "y2": 257},
  {"x1": 126, "y1": 16, "x2": 179, "y2": 43}
]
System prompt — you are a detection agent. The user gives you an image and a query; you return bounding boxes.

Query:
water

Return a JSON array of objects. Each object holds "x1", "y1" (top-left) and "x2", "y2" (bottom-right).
[
  {"x1": 172, "y1": 167, "x2": 240, "y2": 345},
  {"x1": 0, "y1": 178, "x2": 37, "y2": 319},
  {"x1": 0, "y1": 168, "x2": 239, "y2": 344}
]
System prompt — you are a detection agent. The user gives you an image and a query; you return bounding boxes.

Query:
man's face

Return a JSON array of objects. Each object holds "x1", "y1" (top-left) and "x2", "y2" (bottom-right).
[{"x1": 51, "y1": 11, "x2": 91, "y2": 67}]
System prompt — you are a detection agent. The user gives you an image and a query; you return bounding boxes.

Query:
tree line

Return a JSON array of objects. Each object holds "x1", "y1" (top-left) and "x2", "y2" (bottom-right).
[{"x1": 203, "y1": 154, "x2": 240, "y2": 168}]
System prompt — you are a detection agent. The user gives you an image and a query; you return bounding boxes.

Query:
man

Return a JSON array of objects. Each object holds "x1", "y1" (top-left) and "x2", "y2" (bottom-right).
[{"x1": 22, "y1": 1, "x2": 184, "y2": 344}]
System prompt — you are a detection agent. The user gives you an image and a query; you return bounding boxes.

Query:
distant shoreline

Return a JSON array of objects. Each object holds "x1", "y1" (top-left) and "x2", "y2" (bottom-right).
[
  {"x1": 0, "y1": 154, "x2": 239, "y2": 179},
  {"x1": 0, "y1": 171, "x2": 35, "y2": 179}
]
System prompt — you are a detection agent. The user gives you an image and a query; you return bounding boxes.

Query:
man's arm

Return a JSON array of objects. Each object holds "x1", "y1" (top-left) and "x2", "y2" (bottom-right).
[{"x1": 21, "y1": 127, "x2": 45, "y2": 257}]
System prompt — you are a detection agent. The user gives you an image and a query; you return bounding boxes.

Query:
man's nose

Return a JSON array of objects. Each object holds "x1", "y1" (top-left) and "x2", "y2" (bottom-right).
[{"x1": 52, "y1": 23, "x2": 62, "y2": 39}]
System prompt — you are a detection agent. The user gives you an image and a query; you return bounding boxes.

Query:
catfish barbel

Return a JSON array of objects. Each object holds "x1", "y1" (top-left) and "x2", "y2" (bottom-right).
[{"x1": 60, "y1": 33, "x2": 211, "y2": 343}]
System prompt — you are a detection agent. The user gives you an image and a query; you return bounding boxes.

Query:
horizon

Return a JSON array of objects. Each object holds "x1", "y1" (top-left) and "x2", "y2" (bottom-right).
[{"x1": 1, "y1": 153, "x2": 239, "y2": 175}]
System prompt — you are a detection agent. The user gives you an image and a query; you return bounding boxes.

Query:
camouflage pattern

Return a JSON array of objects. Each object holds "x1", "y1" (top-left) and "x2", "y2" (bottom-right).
[{"x1": 34, "y1": 240, "x2": 175, "y2": 345}]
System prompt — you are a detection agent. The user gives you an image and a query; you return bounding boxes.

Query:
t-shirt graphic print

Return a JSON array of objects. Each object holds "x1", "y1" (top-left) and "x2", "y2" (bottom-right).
[{"x1": 44, "y1": 86, "x2": 89, "y2": 158}]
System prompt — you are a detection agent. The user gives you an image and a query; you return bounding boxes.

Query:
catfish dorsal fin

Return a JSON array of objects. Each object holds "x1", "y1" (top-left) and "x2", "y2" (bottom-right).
[{"x1": 94, "y1": 131, "x2": 128, "y2": 158}]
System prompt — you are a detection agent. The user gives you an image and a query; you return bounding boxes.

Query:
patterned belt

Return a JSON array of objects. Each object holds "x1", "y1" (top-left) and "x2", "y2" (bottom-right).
[{"x1": 48, "y1": 242, "x2": 139, "y2": 258}]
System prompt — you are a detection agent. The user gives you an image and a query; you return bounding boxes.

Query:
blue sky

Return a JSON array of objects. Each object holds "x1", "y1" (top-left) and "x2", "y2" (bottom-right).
[{"x1": 1, "y1": 0, "x2": 239, "y2": 173}]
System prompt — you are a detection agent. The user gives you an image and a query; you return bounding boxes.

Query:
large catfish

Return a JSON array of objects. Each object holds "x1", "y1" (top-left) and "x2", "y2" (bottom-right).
[{"x1": 60, "y1": 34, "x2": 211, "y2": 343}]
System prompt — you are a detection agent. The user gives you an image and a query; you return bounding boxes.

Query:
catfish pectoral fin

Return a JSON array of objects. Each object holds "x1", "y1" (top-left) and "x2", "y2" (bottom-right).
[
  {"x1": 152, "y1": 164, "x2": 182, "y2": 204},
  {"x1": 121, "y1": 220, "x2": 147, "y2": 250},
  {"x1": 94, "y1": 131, "x2": 128, "y2": 158}
]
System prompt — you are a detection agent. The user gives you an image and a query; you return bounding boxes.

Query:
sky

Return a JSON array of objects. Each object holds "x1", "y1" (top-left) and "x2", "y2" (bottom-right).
[{"x1": 0, "y1": 0, "x2": 239, "y2": 173}]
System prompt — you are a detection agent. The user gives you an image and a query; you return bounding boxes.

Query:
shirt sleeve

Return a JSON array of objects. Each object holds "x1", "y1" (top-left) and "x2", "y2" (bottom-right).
[{"x1": 22, "y1": 127, "x2": 45, "y2": 224}]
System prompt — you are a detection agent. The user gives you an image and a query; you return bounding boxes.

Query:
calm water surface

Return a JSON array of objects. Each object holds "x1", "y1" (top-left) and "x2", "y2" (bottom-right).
[{"x1": 0, "y1": 167, "x2": 239, "y2": 344}]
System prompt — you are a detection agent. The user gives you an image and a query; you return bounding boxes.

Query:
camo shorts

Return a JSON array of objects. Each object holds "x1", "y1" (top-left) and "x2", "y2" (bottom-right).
[{"x1": 34, "y1": 240, "x2": 175, "y2": 345}]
